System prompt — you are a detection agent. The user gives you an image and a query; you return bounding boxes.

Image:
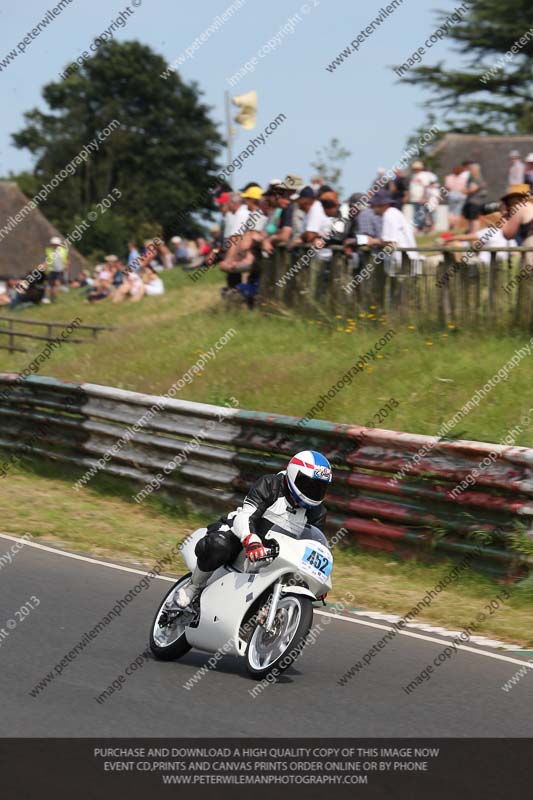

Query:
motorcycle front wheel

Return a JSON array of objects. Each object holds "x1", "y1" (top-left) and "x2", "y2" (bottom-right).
[
  {"x1": 245, "y1": 594, "x2": 313, "y2": 680},
  {"x1": 150, "y1": 575, "x2": 193, "y2": 661}
]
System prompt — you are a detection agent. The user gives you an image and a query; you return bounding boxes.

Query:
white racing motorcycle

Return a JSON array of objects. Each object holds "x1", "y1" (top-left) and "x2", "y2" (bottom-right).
[{"x1": 150, "y1": 523, "x2": 333, "y2": 679}]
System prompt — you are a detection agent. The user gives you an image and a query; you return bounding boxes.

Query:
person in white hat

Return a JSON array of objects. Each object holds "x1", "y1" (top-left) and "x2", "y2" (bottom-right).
[{"x1": 45, "y1": 236, "x2": 69, "y2": 301}]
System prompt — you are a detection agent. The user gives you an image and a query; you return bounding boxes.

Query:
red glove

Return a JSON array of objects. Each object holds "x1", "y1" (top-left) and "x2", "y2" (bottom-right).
[{"x1": 243, "y1": 533, "x2": 267, "y2": 562}]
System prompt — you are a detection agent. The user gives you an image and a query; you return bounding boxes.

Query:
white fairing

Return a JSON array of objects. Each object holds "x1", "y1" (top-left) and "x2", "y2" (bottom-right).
[{"x1": 182, "y1": 528, "x2": 333, "y2": 657}]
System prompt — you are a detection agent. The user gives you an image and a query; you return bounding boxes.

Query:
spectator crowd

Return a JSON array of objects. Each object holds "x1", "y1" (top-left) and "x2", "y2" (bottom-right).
[{"x1": 2, "y1": 149, "x2": 532, "y2": 311}]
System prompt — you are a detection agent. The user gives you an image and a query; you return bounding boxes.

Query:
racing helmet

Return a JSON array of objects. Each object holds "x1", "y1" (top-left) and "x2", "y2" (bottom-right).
[{"x1": 285, "y1": 450, "x2": 332, "y2": 508}]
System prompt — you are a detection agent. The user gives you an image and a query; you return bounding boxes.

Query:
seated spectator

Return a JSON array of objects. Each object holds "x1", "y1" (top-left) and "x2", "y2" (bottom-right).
[
  {"x1": 69, "y1": 270, "x2": 93, "y2": 289},
  {"x1": 10, "y1": 267, "x2": 48, "y2": 308},
  {"x1": 111, "y1": 269, "x2": 145, "y2": 302},
  {"x1": 170, "y1": 236, "x2": 189, "y2": 265},
  {"x1": 142, "y1": 265, "x2": 165, "y2": 296},
  {"x1": 88, "y1": 255, "x2": 117, "y2": 302},
  {"x1": 141, "y1": 239, "x2": 166, "y2": 272},
  {"x1": 157, "y1": 240, "x2": 173, "y2": 270},
  {"x1": 127, "y1": 241, "x2": 140, "y2": 271},
  {"x1": 0, "y1": 279, "x2": 17, "y2": 307}
]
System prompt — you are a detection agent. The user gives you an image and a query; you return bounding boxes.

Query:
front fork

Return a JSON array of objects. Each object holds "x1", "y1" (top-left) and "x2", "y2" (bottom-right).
[{"x1": 263, "y1": 580, "x2": 283, "y2": 633}]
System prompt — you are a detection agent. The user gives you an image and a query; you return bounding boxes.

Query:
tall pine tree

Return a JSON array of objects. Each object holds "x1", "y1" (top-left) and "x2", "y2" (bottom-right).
[{"x1": 397, "y1": 0, "x2": 533, "y2": 134}]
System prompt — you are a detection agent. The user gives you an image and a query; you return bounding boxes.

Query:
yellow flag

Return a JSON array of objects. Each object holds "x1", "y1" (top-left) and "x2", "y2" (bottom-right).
[{"x1": 232, "y1": 90, "x2": 257, "y2": 130}]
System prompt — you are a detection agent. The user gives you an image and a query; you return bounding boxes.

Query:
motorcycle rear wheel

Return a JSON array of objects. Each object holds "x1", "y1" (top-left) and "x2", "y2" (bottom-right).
[{"x1": 245, "y1": 594, "x2": 313, "y2": 680}]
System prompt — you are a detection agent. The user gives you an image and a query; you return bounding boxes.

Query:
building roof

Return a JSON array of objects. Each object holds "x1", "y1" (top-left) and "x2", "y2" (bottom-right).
[
  {"x1": 430, "y1": 133, "x2": 533, "y2": 200},
  {"x1": 0, "y1": 181, "x2": 87, "y2": 279}
]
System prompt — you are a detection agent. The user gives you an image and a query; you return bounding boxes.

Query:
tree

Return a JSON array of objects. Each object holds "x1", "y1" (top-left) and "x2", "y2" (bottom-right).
[
  {"x1": 310, "y1": 138, "x2": 351, "y2": 194},
  {"x1": 11, "y1": 40, "x2": 224, "y2": 250},
  {"x1": 396, "y1": 0, "x2": 533, "y2": 134}
]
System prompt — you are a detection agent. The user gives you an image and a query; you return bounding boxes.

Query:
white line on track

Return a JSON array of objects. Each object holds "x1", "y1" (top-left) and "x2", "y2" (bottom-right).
[{"x1": 2, "y1": 532, "x2": 531, "y2": 671}]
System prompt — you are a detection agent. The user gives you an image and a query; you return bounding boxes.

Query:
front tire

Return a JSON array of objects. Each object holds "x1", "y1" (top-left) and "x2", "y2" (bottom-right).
[
  {"x1": 150, "y1": 575, "x2": 193, "y2": 661},
  {"x1": 245, "y1": 594, "x2": 313, "y2": 680}
]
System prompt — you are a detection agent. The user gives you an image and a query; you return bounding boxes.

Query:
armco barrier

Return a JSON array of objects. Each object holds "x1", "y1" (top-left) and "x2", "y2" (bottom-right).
[{"x1": 1, "y1": 373, "x2": 532, "y2": 580}]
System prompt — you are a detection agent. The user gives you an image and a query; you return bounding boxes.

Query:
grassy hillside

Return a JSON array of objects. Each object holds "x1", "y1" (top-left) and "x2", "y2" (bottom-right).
[{"x1": 0, "y1": 268, "x2": 532, "y2": 445}]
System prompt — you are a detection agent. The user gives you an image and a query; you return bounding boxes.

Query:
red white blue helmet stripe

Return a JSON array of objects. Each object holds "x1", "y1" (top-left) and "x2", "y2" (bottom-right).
[{"x1": 286, "y1": 450, "x2": 332, "y2": 508}]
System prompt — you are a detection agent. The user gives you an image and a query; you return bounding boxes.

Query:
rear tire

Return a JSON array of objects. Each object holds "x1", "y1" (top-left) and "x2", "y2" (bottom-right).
[
  {"x1": 150, "y1": 575, "x2": 193, "y2": 661},
  {"x1": 245, "y1": 594, "x2": 313, "y2": 680}
]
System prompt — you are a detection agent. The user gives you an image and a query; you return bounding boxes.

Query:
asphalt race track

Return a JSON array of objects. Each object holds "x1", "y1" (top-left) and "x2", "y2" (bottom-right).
[{"x1": 1, "y1": 533, "x2": 532, "y2": 737}]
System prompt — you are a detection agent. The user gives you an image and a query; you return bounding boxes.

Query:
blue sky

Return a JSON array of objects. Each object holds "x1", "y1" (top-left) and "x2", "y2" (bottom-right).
[{"x1": 0, "y1": 0, "x2": 463, "y2": 195}]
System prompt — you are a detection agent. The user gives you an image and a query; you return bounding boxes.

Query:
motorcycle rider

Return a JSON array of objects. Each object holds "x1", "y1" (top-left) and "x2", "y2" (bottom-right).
[{"x1": 174, "y1": 450, "x2": 332, "y2": 608}]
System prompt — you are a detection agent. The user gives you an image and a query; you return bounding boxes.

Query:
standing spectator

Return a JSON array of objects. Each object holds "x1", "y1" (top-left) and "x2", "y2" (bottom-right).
[
  {"x1": 310, "y1": 176, "x2": 324, "y2": 195},
  {"x1": 444, "y1": 166, "x2": 468, "y2": 230},
  {"x1": 508, "y1": 150, "x2": 525, "y2": 185},
  {"x1": 346, "y1": 193, "x2": 382, "y2": 239},
  {"x1": 408, "y1": 161, "x2": 435, "y2": 232},
  {"x1": 501, "y1": 184, "x2": 533, "y2": 247},
  {"x1": 291, "y1": 187, "x2": 336, "y2": 262},
  {"x1": 263, "y1": 182, "x2": 283, "y2": 236},
  {"x1": 463, "y1": 163, "x2": 487, "y2": 233},
  {"x1": 344, "y1": 194, "x2": 383, "y2": 271},
  {"x1": 390, "y1": 169, "x2": 409, "y2": 210},
  {"x1": 127, "y1": 240, "x2": 140, "y2": 271},
  {"x1": 368, "y1": 189, "x2": 421, "y2": 275},
  {"x1": 524, "y1": 154, "x2": 533, "y2": 191},
  {"x1": 45, "y1": 236, "x2": 69, "y2": 301},
  {"x1": 443, "y1": 211, "x2": 516, "y2": 267},
  {"x1": 214, "y1": 192, "x2": 231, "y2": 247},
  {"x1": 425, "y1": 179, "x2": 442, "y2": 234},
  {"x1": 285, "y1": 174, "x2": 306, "y2": 241},
  {"x1": 219, "y1": 192, "x2": 250, "y2": 289},
  {"x1": 460, "y1": 159, "x2": 473, "y2": 185},
  {"x1": 240, "y1": 185, "x2": 267, "y2": 232},
  {"x1": 225, "y1": 192, "x2": 250, "y2": 240},
  {"x1": 263, "y1": 186, "x2": 294, "y2": 252}
]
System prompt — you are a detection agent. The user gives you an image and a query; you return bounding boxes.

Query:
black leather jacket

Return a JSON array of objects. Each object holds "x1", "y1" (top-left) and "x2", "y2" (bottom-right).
[{"x1": 228, "y1": 472, "x2": 327, "y2": 541}]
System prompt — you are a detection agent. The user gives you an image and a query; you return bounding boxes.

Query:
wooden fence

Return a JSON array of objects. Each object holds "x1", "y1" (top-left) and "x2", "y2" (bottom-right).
[
  {"x1": 1, "y1": 373, "x2": 532, "y2": 581},
  {"x1": 0, "y1": 316, "x2": 114, "y2": 353},
  {"x1": 258, "y1": 245, "x2": 533, "y2": 330}
]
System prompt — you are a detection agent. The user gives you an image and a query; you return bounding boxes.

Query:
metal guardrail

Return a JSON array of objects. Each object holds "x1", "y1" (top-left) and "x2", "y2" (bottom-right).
[
  {"x1": 0, "y1": 373, "x2": 532, "y2": 580},
  {"x1": 0, "y1": 317, "x2": 115, "y2": 353}
]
